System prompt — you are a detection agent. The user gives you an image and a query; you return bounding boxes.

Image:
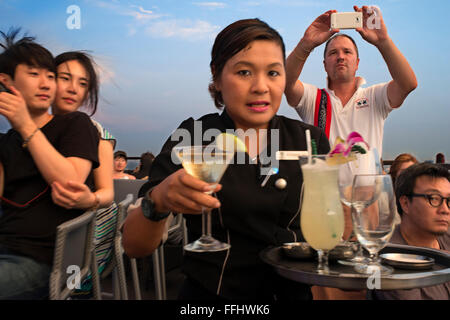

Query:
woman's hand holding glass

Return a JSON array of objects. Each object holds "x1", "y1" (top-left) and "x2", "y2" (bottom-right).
[{"x1": 151, "y1": 168, "x2": 221, "y2": 215}]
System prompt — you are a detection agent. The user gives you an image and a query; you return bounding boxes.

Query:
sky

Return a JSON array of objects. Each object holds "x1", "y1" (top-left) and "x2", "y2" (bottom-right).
[{"x1": 1, "y1": 0, "x2": 449, "y2": 164}]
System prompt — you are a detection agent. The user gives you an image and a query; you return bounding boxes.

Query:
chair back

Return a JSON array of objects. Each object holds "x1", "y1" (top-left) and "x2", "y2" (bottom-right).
[
  {"x1": 49, "y1": 210, "x2": 96, "y2": 300},
  {"x1": 100, "y1": 194, "x2": 134, "y2": 299},
  {"x1": 113, "y1": 179, "x2": 146, "y2": 204}
]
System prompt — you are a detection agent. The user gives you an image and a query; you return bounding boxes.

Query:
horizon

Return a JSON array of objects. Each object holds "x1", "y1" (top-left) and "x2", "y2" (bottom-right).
[{"x1": 1, "y1": 0, "x2": 449, "y2": 163}]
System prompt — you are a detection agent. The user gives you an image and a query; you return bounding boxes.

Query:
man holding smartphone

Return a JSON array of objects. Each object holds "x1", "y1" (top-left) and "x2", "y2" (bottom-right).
[
  {"x1": 285, "y1": 5, "x2": 417, "y2": 300},
  {"x1": 285, "y1": 5, "x2": 417, "y2": 156}
]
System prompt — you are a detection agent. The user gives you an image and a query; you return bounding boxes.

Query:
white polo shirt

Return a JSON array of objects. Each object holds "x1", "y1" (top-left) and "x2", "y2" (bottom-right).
[{"x1": 294, "y1": 77, "x2": 392, "y2": 156}]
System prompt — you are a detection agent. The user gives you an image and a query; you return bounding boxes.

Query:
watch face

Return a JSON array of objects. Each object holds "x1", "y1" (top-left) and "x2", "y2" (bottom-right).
[
  {"x1": 141, "y1": 198, "x2": 169, "y2": 221},
  {"x1": 141, "y1": 198, "x2": 151, "y2": 218}
]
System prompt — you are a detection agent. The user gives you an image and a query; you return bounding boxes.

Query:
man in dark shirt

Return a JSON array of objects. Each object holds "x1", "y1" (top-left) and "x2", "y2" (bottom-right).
[
  {"x1": 375, "y1": 163, "x2": 450, "y2": 299},
  {"x1": 0, "y1": 30, "x2": 99, "y2": 299}
]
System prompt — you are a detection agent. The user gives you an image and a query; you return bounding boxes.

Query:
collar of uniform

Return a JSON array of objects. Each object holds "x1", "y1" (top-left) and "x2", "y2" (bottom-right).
[{"x1": 219, "y1": 108, "x2": 236, "y2": 129}]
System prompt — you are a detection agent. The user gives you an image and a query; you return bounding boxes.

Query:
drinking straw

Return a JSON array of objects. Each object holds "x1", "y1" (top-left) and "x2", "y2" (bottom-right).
[
  {"x1": 306, "y1": 129, "x2": 312, "y2": 164},
  {"x1": 311, "y1": 139, "x2": 317, "y2": 155}
]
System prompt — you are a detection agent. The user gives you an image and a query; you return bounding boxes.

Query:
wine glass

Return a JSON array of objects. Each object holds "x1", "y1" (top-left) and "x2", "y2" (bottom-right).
[
  {"x1": 299, "y1": 155, "x2": 345, "y2": 274},
  {"x1": 173, "y1": 145, "x2": 234, "y2": 252},
  {"x1": 338, "y1": 149, "x2": 380, "y2": 266},
  {"x1": 352, "y1": 174, "x2": 396, "y2": 275}
]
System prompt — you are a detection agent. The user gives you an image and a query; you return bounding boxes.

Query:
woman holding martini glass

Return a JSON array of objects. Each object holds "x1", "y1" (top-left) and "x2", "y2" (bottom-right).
[{"x1": 122, "y1": 18, "x2": 329, "y2": 300}]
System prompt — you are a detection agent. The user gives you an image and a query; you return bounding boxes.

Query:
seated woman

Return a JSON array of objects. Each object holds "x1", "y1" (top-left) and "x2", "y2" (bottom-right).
[
  {"x1": 133, "y1": 152, "x2": 155, "y2": 180},
  {"x1": 50, "y1": 51, "x2": 118, "y2": 289},
  {"x1": 389, "y1": 153, "x2": 418, "y2": 187},
  {"x1": 122, "y1": 18, "x2": 329, "y2": 300}
]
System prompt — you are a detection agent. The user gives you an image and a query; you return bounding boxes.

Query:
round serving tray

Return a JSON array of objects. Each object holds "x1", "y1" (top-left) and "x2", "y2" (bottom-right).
[{"x1": 260, "y1": 243, "x2": 450, "y2": 290}]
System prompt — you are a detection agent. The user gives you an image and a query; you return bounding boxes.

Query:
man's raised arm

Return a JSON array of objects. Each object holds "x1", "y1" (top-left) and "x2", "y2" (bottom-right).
[
  {"x1": 354, "y1": 5, "x2": 417, "y2": 108},
  {"x1": 285, "y1": 10, "x2": 338, "y2": 107}
]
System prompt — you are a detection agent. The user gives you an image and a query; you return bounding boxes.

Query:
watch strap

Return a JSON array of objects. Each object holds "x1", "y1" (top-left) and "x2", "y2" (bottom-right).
[{"x1": 141, "y1": 188, "x2": 170, "y2": 221}]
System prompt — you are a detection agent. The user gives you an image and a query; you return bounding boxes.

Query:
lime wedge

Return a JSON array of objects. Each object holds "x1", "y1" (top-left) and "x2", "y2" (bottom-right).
[{"x1": 215, "y1": 133, "x2": 247, "y2": 153}]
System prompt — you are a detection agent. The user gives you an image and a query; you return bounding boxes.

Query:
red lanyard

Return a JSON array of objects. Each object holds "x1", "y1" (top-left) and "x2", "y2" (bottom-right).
[{"x1": 0, "y1": 185, "x2": 49, "y2": 208}]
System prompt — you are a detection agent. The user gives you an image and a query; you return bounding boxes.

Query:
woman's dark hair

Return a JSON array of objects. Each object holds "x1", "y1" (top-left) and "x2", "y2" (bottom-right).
[
  {"x1": 208, "y1": 18, "x2": 286, "y2": 109},
  {"x1": 0, "y1": 28, "x2": 55, "y2": 78},
  {"x1": 389, "y1": 153, "x2": 418, "y2": 186},
  {"x1": 395, "y1": 162, "x2": 450, "y2": 216},
  {"x1": 436, "y1": 153, "x2": 445, "y2": 164},
  {"x1": 134, "y1": 152, "x2": 155, "y2": 179},
  {"x1": 323, "y1": 33, "x2": 359, "y2": 59},
  {"x1": 55, "y1": 51, "x2": 99, "y2": 116}
]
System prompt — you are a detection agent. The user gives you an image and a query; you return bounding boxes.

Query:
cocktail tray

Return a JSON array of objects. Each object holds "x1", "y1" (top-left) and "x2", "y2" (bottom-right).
[{"x1": 260, "y1": 243, "x2": 450, "y2": 290}]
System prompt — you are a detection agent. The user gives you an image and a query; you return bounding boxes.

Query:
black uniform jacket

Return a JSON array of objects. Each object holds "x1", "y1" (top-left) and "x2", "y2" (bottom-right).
[{"x1": 140, "y1": 110, "x2": 330, "y2": 299}]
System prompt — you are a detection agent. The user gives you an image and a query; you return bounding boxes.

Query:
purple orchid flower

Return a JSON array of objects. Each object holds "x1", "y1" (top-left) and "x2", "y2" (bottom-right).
[{"x1": 329, "y1": 132, "x2": 369, "y2": 157}]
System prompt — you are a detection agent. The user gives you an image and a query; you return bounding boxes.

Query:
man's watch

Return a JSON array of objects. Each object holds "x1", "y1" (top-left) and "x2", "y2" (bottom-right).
[{"x1": 141, "y1": 189, "x2": 170, "y2": 222}]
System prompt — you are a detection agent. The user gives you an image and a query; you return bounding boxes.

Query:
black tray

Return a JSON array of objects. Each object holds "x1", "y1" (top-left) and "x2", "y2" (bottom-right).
[{"x1": 260, "y1": 243, "x2": 450, "y2": 290}]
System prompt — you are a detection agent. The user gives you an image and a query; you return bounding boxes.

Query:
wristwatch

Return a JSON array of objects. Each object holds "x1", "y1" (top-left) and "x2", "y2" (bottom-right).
[{"x1": 141, "y1": 189, "x2": 170, "y2": 221}]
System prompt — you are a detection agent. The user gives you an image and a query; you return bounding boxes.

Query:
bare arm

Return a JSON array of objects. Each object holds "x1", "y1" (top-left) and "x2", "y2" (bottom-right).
[
  {"x1": 51, "y1": 139, "x2": 114, "y2": 209},
  {"x1": 122, "y1": 168, "x2": 221, "y2": 257},
  {"x1": 0, "y1": 87, "x2": 93, "y2": 184},
  {"x1": 92, "y1": 139, "x2": 114, "y2": 207},
  {"x1": 354, "y1": 5, "x2": 417, "y2": 108},
  {"x1": 285, "y1": 10, "x2": 338, "y2": 107},
  {"x1": 121, "y1": 202, "x2": 169, "y2": 258}
]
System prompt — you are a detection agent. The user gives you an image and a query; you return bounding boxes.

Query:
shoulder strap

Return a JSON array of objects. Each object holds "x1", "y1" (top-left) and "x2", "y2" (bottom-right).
[{"x1": 314, "y1": 88, "x2": 332, "y2": 139}]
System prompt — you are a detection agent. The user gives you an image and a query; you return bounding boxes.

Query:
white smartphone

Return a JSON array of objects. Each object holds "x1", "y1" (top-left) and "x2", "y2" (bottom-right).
[{"x1": 330, "y1": 12, "x2": 363, "y2": 29}]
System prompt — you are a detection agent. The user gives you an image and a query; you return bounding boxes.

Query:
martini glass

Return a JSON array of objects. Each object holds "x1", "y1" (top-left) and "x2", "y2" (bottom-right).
[{"x1": 173, "y1": 145, "x2": 234, "y2": 252}]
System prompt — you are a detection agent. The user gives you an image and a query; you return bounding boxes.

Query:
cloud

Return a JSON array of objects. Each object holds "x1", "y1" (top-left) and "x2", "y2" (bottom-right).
[
  {"x1": 145, "y1": 19, "x2": 220, "y2": 40},
  {"x1": 243, "y1": 1, "x2": 262, "y2": 6},
  {"x1": 89, "y1": 0, "x2": 219, "y2": 41},
  {"x1": 127, "y1": 5, "x2": 163, "y2": 21},
  {"x1": 193, "y1": 2, "x2": 227, "y2": 9}
]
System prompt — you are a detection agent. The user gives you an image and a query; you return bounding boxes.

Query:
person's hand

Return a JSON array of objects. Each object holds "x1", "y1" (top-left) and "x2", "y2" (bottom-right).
[
  {"x1": 152, "y1": 169, "x2": 222, "y2": 215},
  {"x1": 354, "y1": 5, "x2": 389, "y2": 46},
  {"x1": 301, "y1": 10, "x2": 339, "y2": 51},
  {"x1": 51, "y1": 180, "x2": 97, "y2": 209},
  {"x1": 0, "y1": 85, "x2": 34, "y2": 132}
]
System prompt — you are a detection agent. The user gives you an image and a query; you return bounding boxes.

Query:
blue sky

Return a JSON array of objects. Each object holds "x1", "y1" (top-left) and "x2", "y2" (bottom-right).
[{"x1": 1, "y1": 0, "x2": 449, "y2": 163}]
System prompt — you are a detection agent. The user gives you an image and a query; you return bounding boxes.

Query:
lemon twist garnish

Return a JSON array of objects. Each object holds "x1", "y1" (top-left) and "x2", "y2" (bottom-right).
[{"x1": 215, "y1": 132, "x2": 247, "y2": 153}]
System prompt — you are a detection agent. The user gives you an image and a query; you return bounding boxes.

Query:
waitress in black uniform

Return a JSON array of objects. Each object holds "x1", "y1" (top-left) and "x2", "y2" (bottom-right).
[{"x1": 122, "y1": 18, "x2": 330, "y2": 300}]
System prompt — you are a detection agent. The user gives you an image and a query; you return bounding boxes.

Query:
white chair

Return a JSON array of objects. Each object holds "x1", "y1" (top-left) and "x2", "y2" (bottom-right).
[
  {"x1": 112, "y1": 180, "x2": 146, "y2": 299},
  {"x1": 100, "y1": 194, "x2": 136, "y2": 299},
  {"x1": 152, "y1": 213, "x2": 187, "y2": 300},
  {"x1": 49, "y1": 209, "x2": 100, "y2": 300}
]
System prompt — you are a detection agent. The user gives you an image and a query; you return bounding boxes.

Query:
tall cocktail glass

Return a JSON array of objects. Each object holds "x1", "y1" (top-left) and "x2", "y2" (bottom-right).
[{"x1": 300, "y1": 155, "x2": 345, "y2": 273}]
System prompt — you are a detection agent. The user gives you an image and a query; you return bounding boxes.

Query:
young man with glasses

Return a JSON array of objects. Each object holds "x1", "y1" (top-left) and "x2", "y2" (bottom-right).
[{"x1": 374, "y1": 162, "x2": 449, "y2": 300}]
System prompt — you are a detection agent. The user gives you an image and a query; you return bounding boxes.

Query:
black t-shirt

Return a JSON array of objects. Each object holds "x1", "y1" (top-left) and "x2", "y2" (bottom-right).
[
  {"x1": 140, "y1": 110, "x2": 330, "y2": 299},
  {"x1": 0, "y1": 112, "x2": 99, "y2": 265}
]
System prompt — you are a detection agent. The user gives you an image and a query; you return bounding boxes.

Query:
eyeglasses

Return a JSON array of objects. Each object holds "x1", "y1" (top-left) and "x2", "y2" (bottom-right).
[{"x1": 408, "y1": 193, "x2": 450, "y2": 208}]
